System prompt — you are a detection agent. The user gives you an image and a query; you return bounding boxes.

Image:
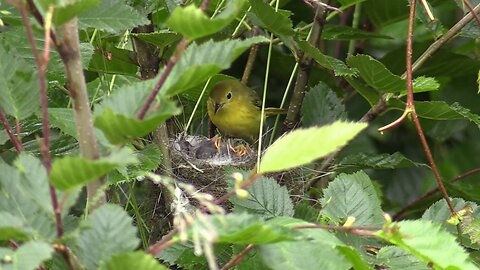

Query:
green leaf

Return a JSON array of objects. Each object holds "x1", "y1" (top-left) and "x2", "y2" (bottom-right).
[
  {"x1": 161, "y1": 36, "x2": 268, "y2": 96},
  {"x1": 0, "y1": 212, "x2": 30, "y2": 240},
  {"x1": 321, "y1": 171, "x2": 384, "y2": 226},
  {"x1": 50, "y1": 147, "x2": 138, "y2": 190},
  {"x1": 407, "y1": 76, "x2": 440, "y2": 96},
  {"x1": 48, "y1": 108, "x2": 77, "y2": 138},
  {"x1": 376, "y1": 246, "x2": 428, "y2": 270},
  {"x1": 298, "y1": 40, "x2": 357, "y2": 77},
  {"x1": 344, "y1": 76, "x2": 380, "y2": 107},
  {"x1": 94, "y1": 79, "x2": 182, "y2": 144},
  {"x1": 301, "y1": 82, "x2": 347, "y2": 127},
  {"x1": 101, "y1": 252, "x2": 168, "y2": 270},
  {"x1": 248, "y1": 0, "x2": 295, "y2": 36},
  {"x1": 259, "y1": 121, "x2": 367, "y2": 173},
  {"x1": 78, "y1": 0, "x2": 149, "y2": 33},
  {"x1": 377, "y1": 220, "x2": 477, "y2": 270},
  {"x1": 0, "y1": 156, "x2": 56, "y2": 239},
  {"x1": 259, "y1": 241, "x2": 352, "y2": 270},
  {"x1": 53, "y1": 0, "x2": 101, "y2": 25},
  {"x1": 0, "y1": 43, "x2": 40, "y2": 120},
  {"x1": 189, "y1": 213, "x2": 294, "y2": 244},
  {"x1": 166, "y1": 0, "x2": 246, "y2": 40},
  {"x1": 322, "y1": 25, "x2": 392, "y2": 40},
  {"x1": 347, "y1": 54, "x2": 405, "y2": 93},
  {"x1": 339, "y1": 152, "x2": 426, "y2": 170},
  {"x1": 364, "y1": 0, "x2": 408, "y2": 27},
  {"x1": 75, "y1": 204, "x2": 140, "y2": 270},
  {"x1": 229, "y1": 173, "x2": 294, "y2": 218},
  {"x1": 130, "y1": 30, "x2": 181, "y2": 48},
  {"x1": 7, "y1": 241, "x2": 53, "y2": 270}
]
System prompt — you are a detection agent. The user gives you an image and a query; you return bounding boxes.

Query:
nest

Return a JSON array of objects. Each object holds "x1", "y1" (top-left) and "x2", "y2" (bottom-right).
[{"x1": 170, "y1": 135, "x2": 306, "y2": 207}]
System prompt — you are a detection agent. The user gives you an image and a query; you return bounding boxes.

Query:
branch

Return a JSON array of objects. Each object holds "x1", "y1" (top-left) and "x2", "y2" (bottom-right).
[
  {"x1": 241, "y1": 28, "x2": 260, "y2": 84},
  {"x1": 56, "y1": 19, "x2": 105, "y2": 210},
  {"x1": 147, "y1": 228, "x2": 178, "y2": 255},
  {"x1": 283, "y1": 3, "x2": 327, "y2": 130},
  {"x1": 462, "y1": 0, "x2": 480, "y2": 25},
  {"x1": 220, "y1": 244, "x2": 255, "y2": 270},
  {"x1": 0, "y1": 108, "x2": 23, "y2": 153},
  {"x1": 394, "y1": 167, "x2": 480, "y2": 220},
  {"x1": 19, "y1": 3, "x2": 63, "y2": 238}
]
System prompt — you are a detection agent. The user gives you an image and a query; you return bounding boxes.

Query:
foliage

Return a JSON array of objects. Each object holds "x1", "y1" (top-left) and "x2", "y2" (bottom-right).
[{"x1": 1, "y1": 0, "x2": 480, "y2": 269}]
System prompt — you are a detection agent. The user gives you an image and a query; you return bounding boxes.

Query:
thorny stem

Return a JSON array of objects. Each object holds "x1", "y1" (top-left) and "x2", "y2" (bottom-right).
[
  {"x1": 283, "y1": 3, "x2": 327, "y2": 131},
  {"x1": 394, "y1": 167, "x2": 480, "y2": 220},
  {"x1": 0, "y1": 109, "x2": 23, "y2": 153},
  {"x1": 19, "y1": 4, "x2": 63, "y2": 237},
  {"x1": 220, "y1": 244, "x2": 255, "y2": 270}
]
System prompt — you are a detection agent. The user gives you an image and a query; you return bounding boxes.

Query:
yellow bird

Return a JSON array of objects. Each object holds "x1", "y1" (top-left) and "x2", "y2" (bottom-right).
[{"x1": 207, "y1": 79, "x2": 285, "y2": 143}]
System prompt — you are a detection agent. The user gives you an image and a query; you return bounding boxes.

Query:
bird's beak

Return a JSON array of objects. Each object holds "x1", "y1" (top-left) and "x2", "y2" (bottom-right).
[{"x1": 214, "y1": 102, "x2": 223, "y2": 114}]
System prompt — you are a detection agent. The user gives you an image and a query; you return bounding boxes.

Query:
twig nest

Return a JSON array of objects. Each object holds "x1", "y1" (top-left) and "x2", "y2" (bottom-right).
[{"x1": 170, "y1": 135, "x2": 256, "y2": 199}]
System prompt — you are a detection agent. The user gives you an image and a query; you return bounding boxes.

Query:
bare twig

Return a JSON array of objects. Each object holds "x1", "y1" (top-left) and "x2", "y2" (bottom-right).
[
  {"x1": 283, "y1": 3, "x2": 328, "y2": 130},
  {"x1": 221, "y1": 244, "x2": 255, "y2": 270},
  {"x1": 19, "y1": 4, "x2": 63, "y2": 237},
  {"x1": 393, "y1": 167, "x2": 480, "y2": 220},
  {"x1": 241, "y1": 28, "x2": 259, "y2": 84},
  {"x1": 0, "y1": 108, "x2": 23, "y2": 153},
  {"x1": 147, "y1": 228, "x2": 178, "y2": 255},
  {"x1": 461, "y1": 0, "x2": 480, "y2": 25}
]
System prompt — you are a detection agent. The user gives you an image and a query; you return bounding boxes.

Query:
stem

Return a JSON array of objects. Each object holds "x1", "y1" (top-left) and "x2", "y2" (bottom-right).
[
  {"x1": 394, "y1": 167, "x2": 480, "y2": 220},
  {"x1": 0, "y1": 109, "x2": 23, "y2": 153},
  {"x1": 294, "y1": 225, "x2": 379, "y2": 237},
  {"x1": 347, "y1": 3, "x2": 362, "y2": 56},
  {"x1": 57, "y1": 19, "x2": 104, "y2": 210},
  {"x1": 283, "y1": 3, "x2": 327, "y2": 130},
  {"x1": 19, "y1": 4, "x2": 63, "y2": 237},
  {"x1": 147, "y1": 228, "x2": 178, "y2": 255},
  {"x1": 462, "y1": 0, "x2": 480, "y2": 25},
  {"x1": 213, "y1": 173, "x2": 261, "y2": 205},
  {"x1": 241, "y1": 30, "x2": 259, "y2": 84},
  {"x1": 220, "y1": 244, "x2": 255, "y2": 270}
]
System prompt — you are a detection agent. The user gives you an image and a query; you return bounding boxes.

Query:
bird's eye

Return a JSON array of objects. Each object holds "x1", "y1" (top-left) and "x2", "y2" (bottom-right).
[{"x1": 226, "y1": 92, "x2": 232, "y2": 99}]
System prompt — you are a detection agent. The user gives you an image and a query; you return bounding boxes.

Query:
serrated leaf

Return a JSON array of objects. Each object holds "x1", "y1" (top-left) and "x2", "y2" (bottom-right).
[
  {"x1": 50, "y1": 147, "x2": 138, "y2": 190},
  {"x1": 259, "y1": 241, "x2": 352, "y2": 270},
  {"x1": 10, "y1": 241, "x2": 53, "y2": 270},
  {"x1": 48, "y1": 108, "x2": 77, "y2": 138},
  {"x1": 298, "y1": 40, "x2": 357, "y2": 77},
  {"x1": 229, "y1": 173, "x2": 294, "y2": 218},
  {"x1": 166, "y1": 0, "x2": 245, "y2": 40},
  {"x1": 75, "y1": 204, "x2": 140, "y2": 270},
  {"x1": 130, "y1": 30, "x2": 181, "y2": 48},
  {"x1": 53, "y1": 0, "x2": 101, "y2": 25},
  {"x1": 259, "y1": 121, "x2": 367, "y2": 173},
  {"x1": 407, "y1": 76, "x2": 440, "y2": 95},
  {"x1": 321, "y1": 171, "x2": 384, "y2": 226},
  {"x1": 189, "y1": 213, "x2": 294, "y2": 245},
  {"x1": 301, "y1": 82, "x2": 347, "y2": 127},
  {"x1": 0, "y1": 43, "x2": 40, "y2": 120},
  {"x1": 347, "y1": 54, "x2": 405, "y2": 93},
  {"x1": 78, "y1": 0, "x2": 149, "y2": 33},
  {"x1": 101, "y1": 252, "x2": 168, "y2": 270},
  {"x1": 376, "y1": 246, "x2": 428, "y2": 270},
  {"x1": 94, "y1": 79, "x2": 182, "y2": 144},
  {"x1": 248, "y1": 0, "x2": 294, "y2": 36},
  {"x1": 339, "y1": 152, "x2": 426, "y2": 170},
  {"x1": 377, "y1": 220, "x2": 477, "y2": 270},
  {"x1": 344, "y1": 76, "x2": 380, "y2": 106},
  {"x1": 161, "y1": 36, "x2": 268, "y2": 96}
]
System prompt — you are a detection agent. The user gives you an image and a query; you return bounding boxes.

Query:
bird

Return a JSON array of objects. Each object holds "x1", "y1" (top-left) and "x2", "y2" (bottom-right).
[{"x1": 207, "y1": 79, "x2": 285, "y2": 154}]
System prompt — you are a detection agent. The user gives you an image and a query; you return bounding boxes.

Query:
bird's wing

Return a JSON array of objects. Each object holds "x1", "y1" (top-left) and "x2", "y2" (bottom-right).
[{"x1": 248, "y1": 89, "x2": 262, "y2": 109}]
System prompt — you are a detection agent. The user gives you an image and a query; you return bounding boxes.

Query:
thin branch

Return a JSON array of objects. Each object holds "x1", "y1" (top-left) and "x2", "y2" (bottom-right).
[
  {"x1": 147, "y1": 228, "x2": 178, "y2": 255},
  {"x1": 56, "y1": 19, "x2": 105, "y2": 210},
  {"x1": 213, "y1": 173, "x2": 261, "y2": 205},
  {"x1": 220, "y1": 244, "x2": 255, "y2": 270},
  {"x1": 0, "y1": 108, "x2": 23, "y2": 153},
  {"x1": 283, "y1": 3, "x2": 327, "y2": 130},
  {"x1": 241, "y1": 28, "x2": 260, "y2": 84},
  {"x1": 19, "y1": 4, "x2": 63, "y2": 237},
  {"x1": 394, "y1": 167, "x2": 480, "y2": 220},
  {"x1": 462, "y1": 0, "x2": 480, "y2": 25}
]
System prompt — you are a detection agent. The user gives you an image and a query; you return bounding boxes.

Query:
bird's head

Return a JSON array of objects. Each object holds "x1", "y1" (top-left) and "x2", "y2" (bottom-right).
[{"x1": 208, "y1": 80, "x2": 238, "y2": 114}]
